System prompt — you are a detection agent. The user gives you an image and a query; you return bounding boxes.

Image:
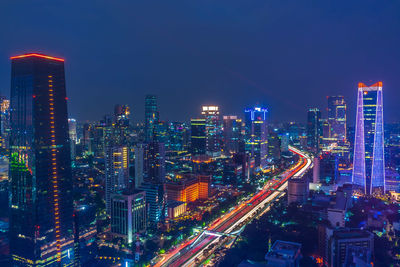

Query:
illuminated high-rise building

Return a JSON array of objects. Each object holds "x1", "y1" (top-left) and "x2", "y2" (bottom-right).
[
  {"x1": 82, "y1": 123, "x2": 92, "y2": 154},
  {"x1": 68, "y1": 118, "x2": 77, "y2": 161},
  {"x1": 352, "y1": 82, "x2": 385, "y2": 195},
  {"x1": 190, "y1": 118, "x2": 206, "y2": 155},
  {"x1": 145, "y1": 141, "x2": 166, "y2": 184},
  {"x1": 0, "y1": 96, "x2": 10, "y2": 149},
  {"x1": 110, "y1": 191, "x2": 146, "y2": 244},
  {"x1": 167, "y1": 122, "x2": 188, "y2": 152},
  {"x1": 134, "y1": 144, "x2": 146, "y2": 189},
  {"x1": 105, "y1": 146, "x2": 129, "y2": 214},
  {"x1": 268, "y1": 132, "x2": 281, "y2": 161},
  {"x1": 223, "y1": 116, "x2": 242, "y2": 155},
  {"x1": 327, "y1": 96, "x2": 347, "y2": 141},
  {"x1": 140, "y1": 140, "x2": 166, "y2": 225},
  {"x1": 324, "y1": 96, "x2": 350, "y2": 158},
  {"x1": 245, "y1": 107, "x2": 268, "y2": 168},
  {"x1": 145, "y1": 95, "x2": 159, "y2": 142},
  {"x1": 114, "y1": 104, "x2": 130, "y2": 127},
  {"x1": 9, "y1": 53, "x2": 74, "y2": 266},
  {"x1": 68, "y1": 118, "x2": 77, "y2": 143},
  {"x1": 201, "y1": 105, "x2": 221, "y2": 156},
  {"x1": 155, "y1": 120, "x2": 168, "y2": 144},
  {"x1": 306, "y1": 108, "x2": 323, "y2": 153}
]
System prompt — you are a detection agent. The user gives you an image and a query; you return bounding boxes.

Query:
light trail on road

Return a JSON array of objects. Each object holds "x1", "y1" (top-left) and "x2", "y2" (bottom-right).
[{"x1": 153, "y1": 146, "x2": 312, "y2": 267}]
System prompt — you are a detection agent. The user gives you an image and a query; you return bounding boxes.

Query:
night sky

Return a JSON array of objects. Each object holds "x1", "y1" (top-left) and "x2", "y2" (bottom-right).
[{"x1": 1, "y1": 1, "x2": 399, "y2": 124}]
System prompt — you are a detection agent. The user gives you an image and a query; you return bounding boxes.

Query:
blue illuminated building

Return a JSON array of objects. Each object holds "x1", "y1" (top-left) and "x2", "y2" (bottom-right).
[
  {"x1": 352, "y1": 82, "x2": 385, "y2": 195},
  {"x1": 245, "y1": 107, "x2": 268, "y2": 168}
]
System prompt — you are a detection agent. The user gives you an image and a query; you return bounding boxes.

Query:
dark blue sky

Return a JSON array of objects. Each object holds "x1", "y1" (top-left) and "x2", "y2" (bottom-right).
[{"x1": 1, "y1": 1, "x2": 399, "y2": 124}]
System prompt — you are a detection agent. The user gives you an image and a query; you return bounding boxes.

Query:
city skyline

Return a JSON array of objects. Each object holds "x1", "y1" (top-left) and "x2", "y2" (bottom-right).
[
  {"x1": 2, "y1": 2, "x2": 400, "y2": 267},
  {"x1": 1, "y1": 1, "x2": 400, "y2": 123}
]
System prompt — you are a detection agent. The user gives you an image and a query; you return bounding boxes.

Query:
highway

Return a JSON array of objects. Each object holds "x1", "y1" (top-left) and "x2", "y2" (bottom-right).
[{"x1": 153, "y1": 146, "x2": 312, "y2": 267}]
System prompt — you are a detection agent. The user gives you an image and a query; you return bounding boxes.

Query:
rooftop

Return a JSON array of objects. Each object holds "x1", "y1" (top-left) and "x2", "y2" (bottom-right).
[
  {"x1": 266, "y1": 240, "x2": 301, "y2": 260},
  {"x1": 10, "y1": 53, "x2": 64, "y2": 62}
]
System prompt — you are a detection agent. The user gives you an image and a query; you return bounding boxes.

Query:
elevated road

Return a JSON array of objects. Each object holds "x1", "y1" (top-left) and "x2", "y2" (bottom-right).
[{"x1": 153, "y1": 146, "x2": 312, "y2": 267}]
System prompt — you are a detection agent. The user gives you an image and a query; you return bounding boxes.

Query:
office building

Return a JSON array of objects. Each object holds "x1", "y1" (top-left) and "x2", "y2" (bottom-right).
[
  {"x1": 139, "y1": 183, "x2": 166, "y2": 225},
  {"x1": 280, "y1": 133, "x2": 289, "y2": 153},
  {"x1": 327, "y1": 96, "x2": 347, "y2": 141},
  {"x1": 201, "y1": 105, "x2": 221, "y2": 156},
  {"x1": 268, "y1": 132, "x2": 281, "y2": 161},
  {"x1": 73, "y1": 205, "x2": 97, "y2": 266},
  {"x1": 352, "y1": 82, "x2": 385, "y2": 195},
  {"x1": 307, "y1": 108, "x2": 323, "y2": 153},
  {"x1": 105, "y1": 146, "x2": 129, "y2": 214},
  {"x1": 0, "y1": 97, "x2": 10, "y2": 149},
  {"x1": 134, "y1": 144, "x2": 146, "y2": 189},
  {"x1": 139, "y1": 139, "x2": 167, "y2": 225},
  {"x1": 320, "y1": 228, "x2": 374, "y2": 267},
  {"x1": 167, "y1": 122, "x2": 188, "y2": 152},
  {"x1": 68, "y1": 118, "x2": 77, "y2": 160},
  {"x1": 323, "y1": 96, "x2": 350, "y2": 159},
  {"x1": 68, "y1": 118, "x2": 78, "y2": 143},
  {"x1": 245, "y1": 106, "x2": 268, "y2": 168},
  {"x1": 222, "y1": 116, "x2": 242, "y2": 155},
  {"x1": 145, "y1": 95, "x2": 159, "y2": 142},
  {"x1": 191, "y1": 118, "x2": 206, "y2": 155},
  {"x1": 145, "y1": 141, "x2": 166, "y2": 184},
  {"x1": 110, "y1": 191, "x2": 146, "y2": 244},
  {"x1": 82, "y1": 123, "x2": 92, "y2": 154},
  {"x1": 114, "y1": 104, "x2": 130, "y2": 127},
  {"x1": 9, "y1": 53, "x2": 74, "y2": 266},
  {"x1": 265, "y1": 240, "x2": 302, "y2": 267}
]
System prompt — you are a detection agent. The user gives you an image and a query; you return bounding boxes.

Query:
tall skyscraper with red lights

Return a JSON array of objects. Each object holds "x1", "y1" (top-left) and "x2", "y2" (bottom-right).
[{"x1": 9, "y1": 53, "x2": 74, "y2": 266}]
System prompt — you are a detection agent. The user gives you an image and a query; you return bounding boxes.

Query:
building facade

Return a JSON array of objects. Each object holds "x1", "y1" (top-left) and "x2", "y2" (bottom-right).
[
  {"x1": 352, "y1": 82, "x2": 385, "y2": 195},
  {"x1": 222, "y1": 116, "x2": 242, "y2": 155},
  {"x1": 110, "y1": 191, "x2": 146, "y2": 244},
  {"x1": 201, "y1": 106, "x2": 221, "y2": 156},
  {"x1": 307, "y1": 108, "x2": 323, "y2": 153},
  {"x1": 145, "y1": 95, "x2": 159, "y2": 142},
  {"x1": 190, "y1": 118, "x2": 206, "y2": 155},
  {"x1": 327, "y1": 96, "x2": 347, "y2": 142},
  {"x1": 245, "y1": 107, "x2": 268, "y2": 168},
  {"x1": 9, "y1": 53, "x2": 74, "y2": 266},
  {"x1": 105, "y1": 146, "x2": 129, "y2": 214}
]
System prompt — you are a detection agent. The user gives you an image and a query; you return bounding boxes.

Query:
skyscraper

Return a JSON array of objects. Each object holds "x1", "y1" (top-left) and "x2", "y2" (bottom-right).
[
  {"x1": 68, "y1": 118, "x2": 77, "y2": 161},
  {"x1": 306, "y1": 108, "x2": 323, "y2": 153},
  {"x1": 68, "y1": 118, "x2": 78, "y2": 143},
  {"x1": 326, "y1": 96, "x2": 350, "y2": 158},
  {"x1": 352, "y1": 82, "x2": 385, "y2": 195},
  {"x1": 245, "y1": 107, "x2": 268, "y2": 168},
  {"x1": 0, "y1": 96, "x2": 10, "y2": 149},
  {"x1": 105, "y1": 146, "x2": 129, "y2": 214},
  {"x1": 222, "y1": 116, "x2": 242, "y2": 155},
  {"x1": 145, "y1": 95, "x2": 159, "y2": 142},
  {"x1": 9, "y1": 53, "x2": 74, "y2": 265},
  {"x1": 190, "y1": 118, "x2": 206, "y2": 155},
  {"x1": 140, "y1": 140, "x2": 166, "y2": 225},
  {"x1": 327, "y1": 96, "x2": 347, "y2": 141},
  {"x1": 145, "y1": 141, "x2": 166, "y2": 184},
  {"x1": 201, "y1": 105, "x2": 221, "y2": 156},
  {"x1": 114, "y1": 104, "x2": 130, "y2": 127},
  {"x1": 134, "y1": 143, "x2": 146, "y2": 189}
]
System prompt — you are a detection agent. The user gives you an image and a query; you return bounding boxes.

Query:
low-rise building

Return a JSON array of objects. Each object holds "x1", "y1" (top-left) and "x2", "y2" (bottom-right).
[{"x1": 265, "y1": 240, "x2": 302, "y2": 267}]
